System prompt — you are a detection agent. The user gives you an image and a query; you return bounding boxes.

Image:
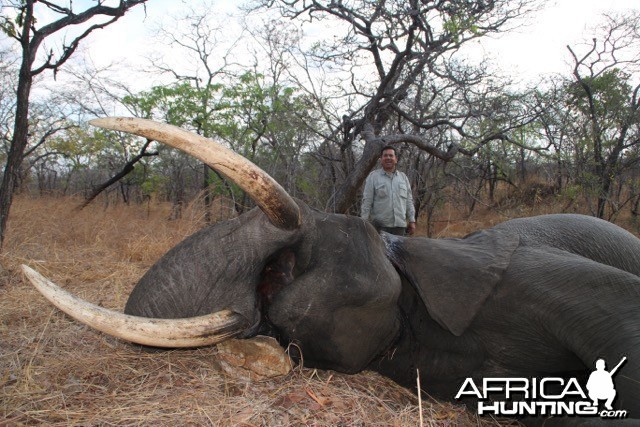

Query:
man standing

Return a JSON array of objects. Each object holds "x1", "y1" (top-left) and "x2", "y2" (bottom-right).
[{"x1": 361, "y1": 145, "x2": 416, "y2": 236}]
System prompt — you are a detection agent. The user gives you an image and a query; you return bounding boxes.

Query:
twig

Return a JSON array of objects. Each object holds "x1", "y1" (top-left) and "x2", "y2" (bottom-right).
[{"x1": 417, "y1": 369, "x2": 424, "y2": 427}]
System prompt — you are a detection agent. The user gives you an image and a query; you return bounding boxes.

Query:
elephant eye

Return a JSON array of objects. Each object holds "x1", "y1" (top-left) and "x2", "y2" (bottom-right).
[{"x1": 258, "y1": 249, "x2": 296, "y2": 305}]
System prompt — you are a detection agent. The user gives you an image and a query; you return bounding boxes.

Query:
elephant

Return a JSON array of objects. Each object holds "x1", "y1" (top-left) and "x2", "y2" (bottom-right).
[{"x1": 23, "y1": 118, "x2": 640, "y2": 426}]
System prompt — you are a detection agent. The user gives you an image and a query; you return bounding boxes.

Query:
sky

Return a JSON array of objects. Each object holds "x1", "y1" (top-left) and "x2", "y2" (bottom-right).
[
  {"x1": 470, "y1": 0, "x2": 640, "y2": 82},
  {"x1": 11, "y1": 0, "x2": 640, "y2": 91}
]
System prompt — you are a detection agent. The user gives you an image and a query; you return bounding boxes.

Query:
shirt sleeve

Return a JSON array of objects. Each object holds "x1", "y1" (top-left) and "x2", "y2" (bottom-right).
[
  {"x1": 361, "y1": 174, "x2": 374, "y2": 220},
  {"x1": 405, "y1": 174, "x2": 416, "y2": 223}
]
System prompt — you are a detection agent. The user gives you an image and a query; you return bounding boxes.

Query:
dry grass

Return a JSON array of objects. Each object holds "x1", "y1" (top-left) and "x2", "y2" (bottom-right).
[
  {"x1": 0, "y1": 196, "x2": 528, "y2": 426},
  {"x1": 424, "y1": 182, "x2": 640, "y2": 239}
]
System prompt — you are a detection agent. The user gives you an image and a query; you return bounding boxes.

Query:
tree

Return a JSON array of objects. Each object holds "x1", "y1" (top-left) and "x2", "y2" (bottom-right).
[
  {"x1": 0, "y1": 48, "x2": 18, "y2": 160},
  {"x1": 120, "y1": 69, "x2": 317, "y2": 217},
  {"x1": 19, "y1": 98, "x2": 77, "y2": 192},
  {"x1": 566, "y1": 12, "x2": 640, "y2": 219},
  {"x1": 74, "y1": 137, "x2": 158, "y2": 210},
  {"x1": 251, "y1": 0, "x2": 544, "y2": 213},
  {"x1": 122, "y1": 82, "x2": 226, "y2": 218},
  {"x1": 144, "y1": 2, "x2": 241, "y2": 219},
  {"x1": 45, "y1": 59, "x2": 162, "y2": 206},
  {"x1": 0, "y1": 0, "x2": 148, "y2": 248},
  {"x1": 130, "y1": 3, "x2": 319, "y2": 218}
]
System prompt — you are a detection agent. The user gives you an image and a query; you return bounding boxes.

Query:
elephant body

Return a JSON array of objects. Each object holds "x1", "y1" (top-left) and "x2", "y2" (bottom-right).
[
  {"x1": 124, "y1": 209, "x2": 640, "y2": 423},
  {"x1": 378, "y1": 214, "x2": 640, "y2": 422}
]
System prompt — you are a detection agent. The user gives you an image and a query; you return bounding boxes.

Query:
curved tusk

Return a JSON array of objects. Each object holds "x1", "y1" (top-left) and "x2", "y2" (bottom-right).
[
  {"x1": 89, "y1": 117, "x2": 301, "y2": 230},
  {"x1": 22, "y1": 265, "x2": 248, "y2": 348}
]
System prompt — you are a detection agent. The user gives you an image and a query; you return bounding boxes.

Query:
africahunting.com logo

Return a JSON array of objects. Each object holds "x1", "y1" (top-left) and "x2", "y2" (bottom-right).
[{"x1": 455, "y1": 357, "x2": 628, "y2": 419}]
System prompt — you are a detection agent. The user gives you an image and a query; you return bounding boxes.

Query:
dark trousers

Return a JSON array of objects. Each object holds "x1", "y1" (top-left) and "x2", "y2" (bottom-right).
[{"x1": 379, "y1": 226, "x2": 406, "y2": 236}]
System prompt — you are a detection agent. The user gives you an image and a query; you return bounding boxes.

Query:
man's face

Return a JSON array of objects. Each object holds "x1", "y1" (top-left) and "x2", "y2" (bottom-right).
[{"x1": 381, "y1": 148, "x2": 397, "y2": 172}]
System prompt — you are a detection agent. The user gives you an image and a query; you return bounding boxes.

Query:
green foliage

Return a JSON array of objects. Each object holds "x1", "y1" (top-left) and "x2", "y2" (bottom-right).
[
  {"x1": 137, "y1": 169, "x2": 165, "y2": 194},
  {"x1": 443, "y1": 15, "x2": 480, "y2": 42},
  {"x1": 1, "y1": 3, "x2": 29, "y2": 39},
  {"x1": 124, "y1": 71, "x2": 311, "y2": 151},
  {"x1": 556, "y1": 66, "x2": 640, "y2": 217},
  {"x1": 122, "y1": 82, "x2": 224, "y2": 130},
  {"x1": 1, "y1": 17, "x2": 17, "y2": 39},
  {"x1": 563, "y1": 68, "x2": 637, "y2": 162},
  {"x1": 118, "y1": 70, "x2": 316, "y2": 204},
  {"x1": 49, "y1": 126, "x2": 109, "y2": 168},
  {"x1": 566, "y1": 69, "x2": 632, "y2": 126}
]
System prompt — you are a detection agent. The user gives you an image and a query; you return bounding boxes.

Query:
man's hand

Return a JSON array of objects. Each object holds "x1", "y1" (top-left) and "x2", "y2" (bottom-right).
[{"x1": 407, "y1": 222, "x2": 416, "y2": 235}]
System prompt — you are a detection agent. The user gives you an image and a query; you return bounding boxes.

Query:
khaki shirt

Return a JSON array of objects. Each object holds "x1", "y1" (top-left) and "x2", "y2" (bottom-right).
[{"x1": 361, "y1": 169, "x2": 416, "y2": 228}]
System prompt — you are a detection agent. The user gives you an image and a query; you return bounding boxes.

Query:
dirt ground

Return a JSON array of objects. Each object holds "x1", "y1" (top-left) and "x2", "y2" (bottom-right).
[{"x1": 2, "y1": 194, "x2": 596, "y2": 426}]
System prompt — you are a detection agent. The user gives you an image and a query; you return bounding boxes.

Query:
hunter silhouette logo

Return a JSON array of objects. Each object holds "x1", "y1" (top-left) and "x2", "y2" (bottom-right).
[
  {"x1": 455, "y1": 356, "x2": 629, "y2": 419},
  {"x1": 586, "y1": 356, "x2": 627, "y2": 410}
]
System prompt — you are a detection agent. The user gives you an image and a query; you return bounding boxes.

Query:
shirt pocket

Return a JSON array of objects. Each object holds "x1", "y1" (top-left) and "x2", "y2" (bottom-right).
[
  {"x1": 398, "y1": 183, "x2": 408, "y2": 199},
  {"x1": 375, "y1": 183, "x2": 388, "y2": 198}
]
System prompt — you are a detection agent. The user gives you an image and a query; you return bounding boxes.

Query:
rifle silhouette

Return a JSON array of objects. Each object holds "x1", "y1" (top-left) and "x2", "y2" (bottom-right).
[{"x1": 610, "y1": 356, "x2": 627, "y2": 376}]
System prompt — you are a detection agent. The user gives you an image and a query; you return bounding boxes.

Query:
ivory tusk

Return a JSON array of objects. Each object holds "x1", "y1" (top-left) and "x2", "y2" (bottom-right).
[
  {"x1": 22, "y1": 265, "x2": 247, "y2": 348},
  {"x1": 89, "y1": 117, "x2": 301, "y2": 230}
]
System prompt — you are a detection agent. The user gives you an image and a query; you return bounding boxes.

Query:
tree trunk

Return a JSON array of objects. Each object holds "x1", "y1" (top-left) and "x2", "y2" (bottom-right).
[
  {"x1": 0, "y1": 5, "x2": 34, "y2": 249},
  {"x1": 326, "y1": 124, "x2": 383, "y2": 214},
  {"x1": 0, "y1": 0, "x2": 147, "y2": 249},
  {"x1": 203, "y1": 164, "x2": 212, "y2": 224},
  {"x1": 597, "y1": 172, "x2": 612, "y2": 219},
  {"x1": 519, "y1": 148, "x2": 526, "y2": 183},
  {"x1": 75, "y1": 140, "x2": 157, "y2": 211},
  {"x1": 632, "y1": 194, "x2": 640, "y2": 218}
]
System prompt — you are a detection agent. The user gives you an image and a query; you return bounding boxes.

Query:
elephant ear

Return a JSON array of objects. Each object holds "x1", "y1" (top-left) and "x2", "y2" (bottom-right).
[{"x1": 385, "y1": 229, "x2": 519, "y2": 336}]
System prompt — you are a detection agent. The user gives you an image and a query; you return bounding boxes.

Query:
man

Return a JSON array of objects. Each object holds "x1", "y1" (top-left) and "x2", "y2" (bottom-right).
[{"x1": 361, "y1": 145, "x2": 416, "y2": 236}]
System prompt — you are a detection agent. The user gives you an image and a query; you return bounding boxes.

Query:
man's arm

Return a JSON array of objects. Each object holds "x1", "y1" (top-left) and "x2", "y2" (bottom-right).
[
  {"x1": 405, "y1": 174, "x2": 416, "y2": 234},
  {"x1": 361, "y1": 175, "x2": 374, "y2": 220}
]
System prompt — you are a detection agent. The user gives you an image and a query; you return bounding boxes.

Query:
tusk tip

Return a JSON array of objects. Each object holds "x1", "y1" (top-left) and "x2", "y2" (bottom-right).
[
  {"x1": 21, "y1": 264, "x2": 52, "y2": 293},
  {"x1": 21, "y1": 264, "x2": 37, "y2": 278},
  {"x1": 88, "y1": 117, "x2": 111, "y2": 127}
]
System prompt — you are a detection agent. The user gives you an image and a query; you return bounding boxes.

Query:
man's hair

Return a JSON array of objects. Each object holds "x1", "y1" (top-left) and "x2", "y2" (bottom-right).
[{"x1": 380, "y1": 145, "x2": 397, "y2": 157}]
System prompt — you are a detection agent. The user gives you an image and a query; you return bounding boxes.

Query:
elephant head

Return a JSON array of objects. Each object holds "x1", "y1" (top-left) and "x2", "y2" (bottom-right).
[{"x1": 23, "y1": 117, "x2": 403, "y2": 374}]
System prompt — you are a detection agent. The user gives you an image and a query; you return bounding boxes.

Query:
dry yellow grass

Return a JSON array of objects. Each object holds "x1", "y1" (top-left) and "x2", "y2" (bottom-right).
[{"x1": 0, "y1": 196, "x2": 527, "y2": 426}]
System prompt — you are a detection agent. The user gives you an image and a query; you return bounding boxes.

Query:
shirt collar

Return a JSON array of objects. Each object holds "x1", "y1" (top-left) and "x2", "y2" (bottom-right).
[{"x1": 382, "y1": 168, "x2": 397, "y2": 178}]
